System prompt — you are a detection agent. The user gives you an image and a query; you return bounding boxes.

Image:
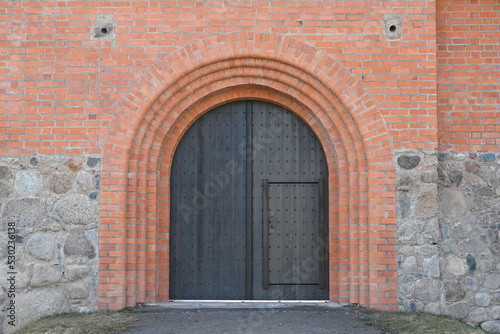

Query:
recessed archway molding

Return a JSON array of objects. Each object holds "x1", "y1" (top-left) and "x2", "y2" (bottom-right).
[{"x1": 99, "y1": 31, "x2": 396, "y2": 311}]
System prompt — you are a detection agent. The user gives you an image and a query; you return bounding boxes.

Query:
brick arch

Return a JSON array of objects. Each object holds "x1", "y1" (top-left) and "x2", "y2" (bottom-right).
[{"x1": 99, "y1": 31, "x2": 396, "y2": 311}]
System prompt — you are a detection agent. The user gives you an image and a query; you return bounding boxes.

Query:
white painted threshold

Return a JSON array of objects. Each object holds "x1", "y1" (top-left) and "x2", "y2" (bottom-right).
[
  {"x1": 168, "y1": 300, "x2": 330, "y2": 303},
  {"x1": 147, "y1": 300, "x2": 347, "y2": 309}
]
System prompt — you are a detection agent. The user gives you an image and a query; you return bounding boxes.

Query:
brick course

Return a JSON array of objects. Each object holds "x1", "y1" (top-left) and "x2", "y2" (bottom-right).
[{"x1": 437, "y1": 0, "x2": 500, "y2": 151}]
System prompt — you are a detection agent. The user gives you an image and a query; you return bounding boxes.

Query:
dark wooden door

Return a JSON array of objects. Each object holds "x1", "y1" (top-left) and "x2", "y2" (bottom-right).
[
  {"x1": 169, "y1": 102, "x2": 248, "y2": 299},
  {"x1": 170, "y1": 101, "x2": 328, "y2": 300}
]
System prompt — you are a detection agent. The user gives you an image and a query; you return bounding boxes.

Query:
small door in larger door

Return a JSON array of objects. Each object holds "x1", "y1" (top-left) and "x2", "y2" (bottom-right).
[{"x1": 257, "y1": 180, "x2": 328, "y2": 299}]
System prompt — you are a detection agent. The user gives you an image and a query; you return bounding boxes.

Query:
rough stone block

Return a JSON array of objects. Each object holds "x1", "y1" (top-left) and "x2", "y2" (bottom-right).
[
  {"x1": 13, "y1": 288, "x2": 70, "y2": 332},
  {"x1": 398, "y1": 192, "x2": 411, "y2": 219},
  {"x1": 481, "y1": 321, "x2": 500, "y2": 333},
  {"x1": 444, "y1": 255, "x2": 466, "y2": 276},
  {"x1": 449, "y1": 170, "x2": 463, "y2": 186},
  {"x1": 67, "y1": 282, "x2": 90, "y2": 300},
  {"x1": 423, "y1": 256, "x2": 440, "y2": 278},
  {"x1": 466, "y1": 254, "x2": 476, "y2": 274},
  {"x1": 31, "y1": 264, "x2": 62, "y2": 287},
  {"x1": 68, "y1": 157, "x2": 83, "y2": 171},
  {"x1": 86, "y1": 157, "x2": 101, "y2": 168},
  {"x1": 0, "y1": 182, "x2": 13, "y2": 198},
  {"x1": 476, "y1": 293, "x2": 492, "y2": 307},
  {"x1": 465, "y1": 161, "x2": 479, "y2": 173},
  {"x1": 0, "y1": 166, "x2": 12, "y2": 179},
  {"x1": 415, "y1": 186, "x2": 438, "y2": 218},
  {"x1": 421, "y1": 171, "x2": 438, "y2": 183},
  {"x1": 401, "y1": 256, "x2": 417, "y2": 272},
  {"x1": 485, "y1": 273, "x2": 500, "y2": 290},
  {"x1": 459, "y1": 239, "x2": 486, "y2": 253},
  {"x1": 468, "y1": 307, "x2": 489, "y2": 325},
  {"x1": 445, "y1": 301, "x2": 470, "y2": 320},
  {"x1": 412, "y1": 278, "x2": 439, "y2": 302},
  {"x1": 439, "y1": 187, "x2": 468, "y2": 219},
  {"x1": 54, "y1": 194, "x2": 98, "y2": 225},
  {"x1": 491, "y1": 306, "x2": 500, "y2": 320},
  {"x1": 444, "y1": 281, "x2": 466, "y2": 302},
  {"x1": 479, "y1": 153, "x2": 496, "y2": 162},
  {"x1": 66, "y1": 265, "x2": 92, "y2": 282},
  {"x1": 397, "y1": 155, "x2": 421, "y2": 170},
  {"x1": 14, "y1": 170, "x2": 43, "y2": 195},
  {"x1": 1, "y1": 198, "x2": 46, "y2": 230},
  {"x1": 75, "y1": 172, "x2": 94, "y2": 192},
  {"x1": 63, "y1": 228, "x2": 96, "y2": 259},
  {"x1": 26, "y1": 233, "x2": 54, "y2": 261},
  {"x1": 47, "y1": 171, "x2": 75, "y2": 194}
]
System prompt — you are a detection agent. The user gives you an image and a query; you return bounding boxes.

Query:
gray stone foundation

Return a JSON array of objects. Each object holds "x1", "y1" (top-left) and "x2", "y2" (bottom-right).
[
  {"x1": 0, "y1": 155, "x2": 100, "y2": 333},
  {"x1": 1, "y1": 150, "x2": 500, "y2": 332},
  {"x1": 397, "y1": 150, "x2": 500, "y2": 331}
]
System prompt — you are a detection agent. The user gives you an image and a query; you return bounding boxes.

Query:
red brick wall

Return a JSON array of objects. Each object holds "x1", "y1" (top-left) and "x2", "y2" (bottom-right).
[
  {"x1": 0, "y1": 0, "x2": 442, "y2": 312},
  {"x1": 437, "y1": 0, "x2": 500, "y2": 151},
  {"x1": 1, "y1": 1, "x2": 437, "y2": 153}
]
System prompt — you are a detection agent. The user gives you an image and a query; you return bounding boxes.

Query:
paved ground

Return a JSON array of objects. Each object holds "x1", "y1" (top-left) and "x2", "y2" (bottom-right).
[{"x1": 121, "y1": 302, "x2": 382, "y2": 334}]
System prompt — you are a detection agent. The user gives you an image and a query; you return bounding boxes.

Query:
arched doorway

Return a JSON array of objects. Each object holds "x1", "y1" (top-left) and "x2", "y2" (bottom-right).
[
  {"x1": 170, "y1": 100, "x2": 329, "y2": 300},
  {"x1": 99, "y1": 31, "x2": 396, "y2": 310}
]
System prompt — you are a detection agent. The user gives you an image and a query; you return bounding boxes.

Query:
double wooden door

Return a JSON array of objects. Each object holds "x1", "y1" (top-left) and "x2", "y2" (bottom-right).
[{"x1": 170, "y1": 101, "x2": 328, "y2": 300}]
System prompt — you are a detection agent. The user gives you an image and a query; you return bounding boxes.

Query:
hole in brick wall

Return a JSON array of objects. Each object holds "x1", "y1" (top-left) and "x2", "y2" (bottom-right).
[
  {"x1": 92, "y1": 16, "x2": 115, "y2": 39},
  {"x1": 383, "y1": 14, "x2": 402, "y2": 40}
]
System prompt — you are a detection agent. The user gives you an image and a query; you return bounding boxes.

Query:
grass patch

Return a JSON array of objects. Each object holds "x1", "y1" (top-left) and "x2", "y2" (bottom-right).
[
  {"x1": 353, "y1": 306, "x2": 487, "y2": 334},
  {"x1": 15, "y1": 311, "x2": 136, "y2": 334}
]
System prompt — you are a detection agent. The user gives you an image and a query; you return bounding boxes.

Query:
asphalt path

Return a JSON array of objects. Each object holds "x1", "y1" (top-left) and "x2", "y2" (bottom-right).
[{"x1": 120, "y1": 302, "x2": 382, "y2": 334}]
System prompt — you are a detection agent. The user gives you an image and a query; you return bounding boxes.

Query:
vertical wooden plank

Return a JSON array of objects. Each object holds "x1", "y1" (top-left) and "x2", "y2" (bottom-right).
[
  {"x1": 262, "y1": 178, "x2": 270, "y2": 289},
  {"x1": 251, "y1": 103, "x2": 266, "y2": 298},
  {"x1": 198, "y1": 105, "x2": 211, "y2": 294},
  {"x1": 232, "y1": 102, "x2": 249, "y2": 298},
  {"x1": 245, "y1": 101, "x2": 253, "y2": 298},
  {"x1": 318, "y1": 178, "x2": 326, "y2": 289},
  {"x1": 215, "y1": 106, "x2": 225, "y2": 297}
]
